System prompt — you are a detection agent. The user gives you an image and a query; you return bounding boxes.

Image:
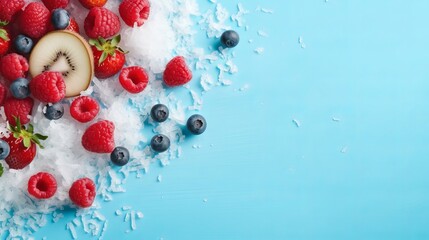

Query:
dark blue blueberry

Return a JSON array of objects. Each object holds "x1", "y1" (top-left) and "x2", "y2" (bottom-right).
[
  {"x1": 44, "y1": 103, "x2": 64, "y2": 120},
  {"x1": 150, "y1": 134, "x2": 170, "y2": 152},
  {"x1": 0, "y1": 139, "x2": 10, "y2": 159},
  {"x1": 10, "y1": 78, "x2": 30, "y2": 99},
  {"x1": 14, "y1": 35, "x2": 33, "y2": 55},
  {"x1": 150, "y1": 104, "x2": 169, "y2": 122},
  {"x1": 220, "y1": 30, "x2": 240, "y2": 48},
  {"x1": 110, "y1": 147, "x2": 130, "y2": 166},
  {"x1": 51, "y1": 8, "x2": 70, "y2": 30},
  {"x1": 186, "y1": 114, "x2": 207, "y2": 135}
]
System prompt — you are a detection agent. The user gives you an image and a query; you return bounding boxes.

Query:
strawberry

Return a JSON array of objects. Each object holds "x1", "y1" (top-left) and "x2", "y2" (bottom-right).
[
  {"x1": 4, "y1": 97, "x2": 34, "y2": 125},
  {"x1": 89, "y1": 35, "x2": 127, "y2": 79},
  {"x1": 79, "y1": 0, "x2": 107, "y2": 9},
  {"x1": 0, "y1": 21, "x2": 10, "y2": 56},
  {"x1": 84, "y1": 7, "x2": 120, "y2": 39},
  {"x1": 82, "y1": 120, "x2": 115, "y2": 153},
  {"x1": 3, "y1": 117, "x2": 47, "y2": 169},
  {"x1": 163, "y1": 56, "x2": 193, "y2": 87}
]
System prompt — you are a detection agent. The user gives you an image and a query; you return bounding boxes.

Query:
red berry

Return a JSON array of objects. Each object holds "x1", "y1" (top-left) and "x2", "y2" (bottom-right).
[
  {"x1": 0, "y1": 0, "x2": 25, "y2": 22},
  {"x1": 0, "y1": 83, "x2": 6, "y2": 105},
  {"x1": 84, "y1": 7, "x2": 120, "y2": 39},
  {"x1": 82, "y1": 120, "x2": 115, "y2": 153},
  {"x1": 119, "y1": 66, "x2": 148, "y2": 94},
  {"x1": 2, "y1": 119, "x2": 46, "y2": 170},
  {"x1": 119, "y1": 0, "x2": 150, "y2": 27},
  {"x1": 67, "y1": 18, "x2": 80, "y2": 34},
  {"x1": 70, "y1": 96, "x2": 99, "y2": 123},
  {"x1": 89, "y1": 35, "x2": 126, "y2": 79},
  {"x1": 3, "y1": 97, "x2": 33, "y2": 125},
  {"x1": 42, "y1": 0, "x2": 70, "y2": 11},
  {"x1": 29, "y1": 72, "x2": 66, "y2": 103},
  {"x1": 0, "y1": 25, "x2": 10, "y2": 56},
  {"x1": 79, "y1": 0, "x2": 107, "y2": 9},
  {"x1": 19, "y1": 2, "x2": 50, "y2": 39},
  {"x1": 28, "y1": 172, "x2": 57, "y2": 199},
  {"x1": 69, "y1": 178, "x2": 96, "y2": 208},
  {"x1": 163, "y1": 56, "x2": 192, "y2": 87},
  {"x1": 0, "y1": 53, "x2": 28, "y2": 82}
]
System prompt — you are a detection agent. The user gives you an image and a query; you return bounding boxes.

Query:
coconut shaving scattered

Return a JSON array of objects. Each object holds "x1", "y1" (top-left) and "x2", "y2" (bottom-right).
[{"x1": 0, "y1": 0, "x2": 266, "y2": 238}]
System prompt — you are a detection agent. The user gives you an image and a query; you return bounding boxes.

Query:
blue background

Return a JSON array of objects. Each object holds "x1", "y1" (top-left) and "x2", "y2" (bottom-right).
[{"x1": 34, "y1": 0, "x2": 429, "y2": 239}]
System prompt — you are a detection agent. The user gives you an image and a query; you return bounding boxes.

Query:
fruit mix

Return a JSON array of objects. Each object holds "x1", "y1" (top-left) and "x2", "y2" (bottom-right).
[{"x1": 0, "y1": 0, "x2": 238, "y2": 208}]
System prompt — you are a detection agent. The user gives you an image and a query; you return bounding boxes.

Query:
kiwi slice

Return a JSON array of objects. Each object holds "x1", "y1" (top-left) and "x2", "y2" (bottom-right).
[{"x1": 29, "y1": 31, "x2": 94, "y2": 97}]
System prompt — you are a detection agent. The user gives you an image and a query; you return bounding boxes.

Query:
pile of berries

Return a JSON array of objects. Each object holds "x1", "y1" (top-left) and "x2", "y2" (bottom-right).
[{"x1": 0, "y1": 0, "x2": 238, "y2": 208}]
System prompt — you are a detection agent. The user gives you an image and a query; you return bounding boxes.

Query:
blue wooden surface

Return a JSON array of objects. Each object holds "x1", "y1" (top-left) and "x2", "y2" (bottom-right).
[{"x1": 33, "y1": 0, "x2": 429, "y2": 239}]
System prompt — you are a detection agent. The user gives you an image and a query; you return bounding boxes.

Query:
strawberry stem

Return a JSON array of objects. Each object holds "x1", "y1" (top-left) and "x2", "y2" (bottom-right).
[
  {"x1": 88, "y1": 35, "x2": 128, "y2": 66},
  {"x1": 8, "y1": 116, "x2": 48, "y2": 149}
]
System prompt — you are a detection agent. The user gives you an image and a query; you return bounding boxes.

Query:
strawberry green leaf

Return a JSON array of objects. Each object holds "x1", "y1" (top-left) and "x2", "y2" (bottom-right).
[
  {"x1": 0, "y1": 29, "x2": 9, "y2": 41},
  {"x1": 98, "y1": 37, "x2": 106, "y2": 45},
  {"x1": 0, "y1": 163, "x2": 3, "y2": 177},
  {"x1": 0, "y1": 21, "x2": 8, "y2": 27},
  {"x1": 14, "y1": 116, "x2": 21, "y2": 132},
  {"x1": 23, "y1": 137, "x2": 31, "y2": 148},
  {"x1": 34, "y1": 133, "x2": 48, "y2": 140},
  {"x1": 110, "y1": 35, "x2": 121, "y2": 47},
  {"x1": 27, "y1": 124, "x2": 34, "y2": 134},
  {"x1": 99, "y1": 51, "x2": 108, "y2": 65}
]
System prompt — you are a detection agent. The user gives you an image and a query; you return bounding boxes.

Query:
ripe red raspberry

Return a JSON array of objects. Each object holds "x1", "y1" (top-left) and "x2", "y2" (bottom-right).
[
  {"x1": 41, "y1": 0, "x2": 70, "y2": 11},
  {"x1": 69, "y1": 178, "x2": 96, "y2": 208},
  {"x1": 0, "y1": 0, "x2": 25, "y2": 22},
  {"x1": 84, "y1": 7, "x2": 120, "y2": 39},
  {"x1": 20, "y1": 2, "x2": 50, "y2": 39},
  {"x1": 82, "y1": 120, "x2": 115, "y2": 153},
  {"x1": 70, "y1": 96, "x2": 100, "y2": 123},
  {"x1": 0, "y1": 53, "x2": 28, "y2": 82},
  {"x1": 163, "y1": 56, "x2": 192, "y2": 87},
  {"x1": 28, "y1": 172, "x2": 57, "y2": 199},
  {"x1": 3, "y1": 97, "x2": 34, "y2": 125},
  {"x1": 119, "y1": 66, "x2": 148, "y2": 94},
  {"x1": 0, "y1": 83, "x2": 7, "y2": 105},
  {"x1": 29, "y1": 72, "x2": 66, "y2": 103},
  {"x1": 119, "y1": 0, "x2": 150, "y2": 27}
]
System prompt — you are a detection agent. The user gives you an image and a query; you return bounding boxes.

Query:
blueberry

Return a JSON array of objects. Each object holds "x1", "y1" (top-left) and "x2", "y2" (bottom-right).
[
  {"x1": 51, "y1": 8, "x2": 70, "y2": 30},
  {"x1": 150, "y1": 134, "x2": 170, "y2": 152},
  {"x1": 44, "y1": 103, "x2": 64, "y2": 120},
  {"x1": 14, "y1": 35, "x2": 33, "y2": 54},
  {"x1": 0, "y1": 139, "x2": 10, "y2": 159},
  {"x1": 186, "y1": 114, "x2": 207, "y2": 135},
  {"x1": 150, "y1": 104, "x2": 169, "y2": 122},
  {"x1": 110, "y1": 147, "x2": 130, "y2": 166},
  {"x1": 10, "y1": 78, "x2": 30, "y2": 99},
  {"x1": 220, "y1": 30, "x2": 240, "y2": 48}
]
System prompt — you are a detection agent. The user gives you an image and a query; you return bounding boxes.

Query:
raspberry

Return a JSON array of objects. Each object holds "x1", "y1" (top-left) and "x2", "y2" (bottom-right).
[
  {"x1": 3, "y1": 97, "x2": 34, "y2": 125},
  {"x1": 0, "y1": 83, "x2": 6, "y2": 105},
  {"x1": 28, "y1": 172, "x2": 57, "y2": 199},
  {"x1": 84, "y1": 7, "x2": 120, "y2": 39},
  {"x1": 79, "y1": 0, "x2": 107, "y2": 9},
  {"x1": 0, "y1": 0, "x2": 25, "y2": 22},
  {"x1": 41, "y1": 0, "x2": 69, "y2": 11},
  {"x1": 70, "y1": 96, "x2": 100, "y2": 123},
  {"x1": 69, "y1": 178, "x2": 96, "y2": 208},
  {"x1": 119, "y1": 66, "x2": 148, "y2": 94},
  {"x1": 163, "y1": 56, "x2": 193, "y2": 87},
  {"x1": 119, "y1": 0, "x2": 150, "y2": 27},
  {"x1": 82, "y1": 120, "x2": 115, "y2": 153},
  {"x1": 29, "y1": 72, "x2": 66, "y2": 103},
  {"x1": 0, "y1": 53, "x2": 28, "y2": 82},
  {"x1": 20, "y1": 2, "x2": 50, "y2": 39}
]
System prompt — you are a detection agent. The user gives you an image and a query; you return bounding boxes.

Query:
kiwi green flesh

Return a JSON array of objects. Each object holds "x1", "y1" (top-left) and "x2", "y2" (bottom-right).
[{"x1": 29, "y1": 31, "x2": 94, "y2": 97}]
